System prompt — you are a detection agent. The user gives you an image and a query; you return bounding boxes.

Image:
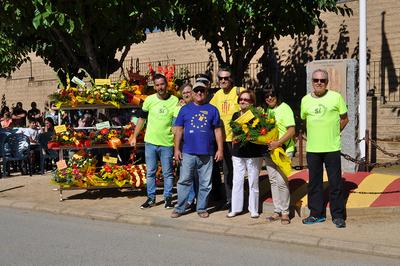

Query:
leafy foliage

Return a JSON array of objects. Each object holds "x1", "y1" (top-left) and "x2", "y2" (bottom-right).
[
  {"x1": 0, "y1": 0, "x2": 169, "y2": 80},
  {"x1": 170, "y1": 0, "x2": 352, "y2": 85},
  {"x1": 0, "y1": 25, "x2": 30, "y2": 77}
]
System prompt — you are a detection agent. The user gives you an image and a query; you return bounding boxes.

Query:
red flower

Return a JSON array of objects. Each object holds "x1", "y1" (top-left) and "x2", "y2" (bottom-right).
[
  {"x1": 100, "y1": 128, "x2": 109, "y2": 135},
  {"x1": 259, "y1": 128, "x2": 268, "y2": 135},
  {"x1": 104, "y1": 164, "x2": 112, "y2": 173},
  {"x1": 84, "y1": 140, "x2": 91, "y2": 147}
]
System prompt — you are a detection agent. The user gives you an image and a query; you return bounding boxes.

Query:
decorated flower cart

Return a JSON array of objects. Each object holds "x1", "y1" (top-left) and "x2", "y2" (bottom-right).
[{"x1": 48, "y1": 64, "x2": 183, "y2": 201}]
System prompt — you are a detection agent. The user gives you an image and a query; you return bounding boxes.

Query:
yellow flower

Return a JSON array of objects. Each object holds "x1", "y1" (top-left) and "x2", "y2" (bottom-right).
[
  {"x1": 252, "y1": 118, "x2": 259, "y2": 128},
  {"x1": 242, "y1": 124, "x2": 249, "y2": 134},
  {"x1": 120, "y1": 80, "x2": 127, "y2": 89},
  {"x1": 62, "y1": 136, "x2": 69, "y2": 141}
]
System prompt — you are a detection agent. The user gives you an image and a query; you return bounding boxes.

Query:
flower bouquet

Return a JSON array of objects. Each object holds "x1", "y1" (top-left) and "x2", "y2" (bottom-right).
[
  {"x1": 98, "y1": 163, "x2": 146, "y2": 187},
  {"x1": 51, "y1": 128, "x2": 87, "y2": 147},
  {"x1": 49, "y1": 72, "x2": 88, "y2": 108},
  {"x1": 230, "y1": 106, "x2": 292, "y2": 176},
  {"x1": 230, "y1": 106, "x2": 278, "y2": 146},
  {"x1": 49, "y1": 68, "x2": 149, "y2": 108},
  {"x1": 124, "y1": 63, "x2": 150, "y2": 105},
  {"x1": 52, "y1": 150, "x2": 97, "y2": 187},
  {"x1": 88, "y1": 128, "x2": 123, "y2": 149},
  {"x1": 148, "y1": 63, "x2": 180, "y2": 96},
  {"x1": 86, "y1": 83, "x2": 127, "y2": 107}
]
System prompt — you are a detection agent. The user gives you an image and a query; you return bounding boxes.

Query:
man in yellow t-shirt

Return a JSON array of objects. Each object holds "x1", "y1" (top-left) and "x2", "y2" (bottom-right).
[
  {"x1": 300, "y1": 69, "x2": 349, "y2": 228},
  {"x1": 210, "y1": 67, "x2": 244, "y2": 209}
]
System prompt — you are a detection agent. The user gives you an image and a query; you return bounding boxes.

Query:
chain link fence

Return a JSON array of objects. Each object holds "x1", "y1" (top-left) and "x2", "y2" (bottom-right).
[
  {"x1": 297, "y1": 133, "x2": 400, "y2": 195},
  {"x1": 340, "y1": 137, "x2": 400, "y2": 169},
  {"x1": 297, "y1": 133, "x2": 400, "y2": 170}
]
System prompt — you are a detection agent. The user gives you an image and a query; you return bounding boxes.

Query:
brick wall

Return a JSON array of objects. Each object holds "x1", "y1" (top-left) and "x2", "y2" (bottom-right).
[{"x1": 1, "y1": 0, "x2": 399, "y2": 162}]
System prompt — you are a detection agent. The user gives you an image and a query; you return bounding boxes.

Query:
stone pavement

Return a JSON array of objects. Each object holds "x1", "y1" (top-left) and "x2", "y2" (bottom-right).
[{"x1": 1, "y1": 171, "x2": 400, "y2": 259}]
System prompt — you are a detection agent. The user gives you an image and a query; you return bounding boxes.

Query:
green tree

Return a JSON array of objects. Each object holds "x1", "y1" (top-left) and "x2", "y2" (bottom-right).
[
  {"x1": 0, "y1": 0, "x2": 168, "y2": 80},
  {"x1": 171, "y1": 0, "x2": 352, "y2": 85},
  {"x1": 0, "y1": 32, "x2": 30, "y2": 78}
]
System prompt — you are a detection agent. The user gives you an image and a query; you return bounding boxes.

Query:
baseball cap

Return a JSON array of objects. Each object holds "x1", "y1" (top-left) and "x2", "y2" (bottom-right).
[
  {"x1": 193, "y1": 81, "x2": 207, "y2": 89},
  {"x1": 195, "y1": 73, "x2": 211, "y2": 84}
]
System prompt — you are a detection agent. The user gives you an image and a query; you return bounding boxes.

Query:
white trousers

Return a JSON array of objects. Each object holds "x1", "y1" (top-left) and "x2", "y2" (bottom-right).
[
  {"x1": 264, "y1": 153, "x2": 292, "y2": 215},
  {"x1": 231, "y1": 156, "x2": 263, "y2": 215}
]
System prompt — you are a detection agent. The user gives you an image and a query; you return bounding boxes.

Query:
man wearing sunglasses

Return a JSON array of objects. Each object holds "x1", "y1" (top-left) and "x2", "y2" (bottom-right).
[
  {"x1": 209, "y1": 67, "x2": 244, "y2": 210},
  {"x1": 195, "y1": 73, "x2": 225, "y2": 200},
  {"x1": 172, "y1": 82, "x2": 224, "y2": 218},
  {"x1": 300, "y1": 69, "x2": 349, "y2": 228}
]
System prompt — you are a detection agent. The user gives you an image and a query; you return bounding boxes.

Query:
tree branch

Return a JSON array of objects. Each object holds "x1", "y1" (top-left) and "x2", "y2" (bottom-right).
[
  {"x1": 210, "y1": 40, "x2": 224, "y2": 66},
  {"x1": 51, "y1": 28, "x2": 79, "y2": 65},
  {"x1": 83, "y1": 34, "x2": 101, "y2": 76},
  {"x1": 118, "y1": 45, "x2": 131, "y2": 66}
]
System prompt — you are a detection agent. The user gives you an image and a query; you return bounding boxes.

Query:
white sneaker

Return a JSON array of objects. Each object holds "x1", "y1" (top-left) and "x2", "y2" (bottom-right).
[
  {"x1": 226, "y1": 212, "x2": 237, "y2": 218},
  {"x1": 250, "y1": 213, "x2": 260, "y2": 219}
]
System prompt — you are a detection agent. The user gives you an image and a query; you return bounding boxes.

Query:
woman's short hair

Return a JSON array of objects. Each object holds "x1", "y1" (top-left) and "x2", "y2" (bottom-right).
[
  {"x1": 179, "y1": 81, "x2": 193, "y2": 94},
  {"x1": 237, "y1": 90, "x2": 256, "y2": 105},
  {"x1": 263, "y1": 84, "x2": 281, "y2": 104}
]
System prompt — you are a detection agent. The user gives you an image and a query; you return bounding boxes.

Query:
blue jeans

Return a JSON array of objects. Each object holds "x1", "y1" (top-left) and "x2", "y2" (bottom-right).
[
  {"x1": 175, "y1": 153, "x2": 213, "y2": 213},
  {"x1": 187, "y1": 172, "x2": 198, "y2": 204},
  {"x1": 145, "y1": 143, "x2": 174, "y2": 200}
]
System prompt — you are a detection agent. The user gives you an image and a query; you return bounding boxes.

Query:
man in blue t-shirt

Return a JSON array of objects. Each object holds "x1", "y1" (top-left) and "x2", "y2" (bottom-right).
[{"x1": 171, "y1": 82, "x2": 224, "y2": 218}]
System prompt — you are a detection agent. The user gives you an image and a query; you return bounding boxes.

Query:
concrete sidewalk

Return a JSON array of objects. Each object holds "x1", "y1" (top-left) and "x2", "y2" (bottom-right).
[{"x1": 0, "y1": 173, "x2": 400, "y2": 259}]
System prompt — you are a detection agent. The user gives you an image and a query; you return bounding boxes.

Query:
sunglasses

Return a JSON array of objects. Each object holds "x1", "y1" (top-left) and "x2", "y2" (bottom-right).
[
  {"x1": 193, "y1": 87, "x2": 206, "y2": 94},
  {"x1": 312, "y1": 78, "x2": 327, "y2": 84},
  {"x1": 239, "y1": 98, "x2": 252, "y2": 103},
  {"x1": 218, "y1": 76, "x2": 230, "y2": 81},
  {"x1": 265, "y1": 94, "x2": 276, "y2": 99}
]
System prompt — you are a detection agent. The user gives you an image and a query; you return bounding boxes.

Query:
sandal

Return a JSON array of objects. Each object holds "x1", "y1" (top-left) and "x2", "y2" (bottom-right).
[
  {"x1": 281, "y1": 214, "x2": 290, "y2": 225},
  {"x1": 198, "y1": 211, "x2": 209, "y2": 218},
  {"x1": 266, "y1": 213, "x2": 281, "y2": 222}
]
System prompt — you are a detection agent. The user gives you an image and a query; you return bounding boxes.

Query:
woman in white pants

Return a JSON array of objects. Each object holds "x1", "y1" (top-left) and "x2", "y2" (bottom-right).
[
  {"x1": 264, "y1": 85, "x2": 295, "y2": 225},
  {"x1": 227, "y1": 90, "x2": 264, "y2": 218}
]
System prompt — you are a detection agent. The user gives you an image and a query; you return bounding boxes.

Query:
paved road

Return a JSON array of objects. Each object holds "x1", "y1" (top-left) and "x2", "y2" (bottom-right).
[{"x1": 0, "y1": 207, "x2": 399, "y2": 266}]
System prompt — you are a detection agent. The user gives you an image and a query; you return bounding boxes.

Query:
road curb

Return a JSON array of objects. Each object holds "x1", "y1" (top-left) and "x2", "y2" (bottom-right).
[
  {"x1": 284, "y1": 203, "x2": 400, "y2": 218},
  {"x1": 2, "y1": 199, "x2": 400, "y2": 259}
]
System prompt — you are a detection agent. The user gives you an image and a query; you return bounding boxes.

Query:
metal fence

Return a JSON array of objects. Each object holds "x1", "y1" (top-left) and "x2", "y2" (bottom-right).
[
  {"x1": 368, "y1": 60, "x2": 400, "y2": 103},
  {"x1": 109, "y1": 58, "x2": 262, "y2": 86},
  {"x1": 8, "y1": 58, "x2": 400, "y2": 103}
]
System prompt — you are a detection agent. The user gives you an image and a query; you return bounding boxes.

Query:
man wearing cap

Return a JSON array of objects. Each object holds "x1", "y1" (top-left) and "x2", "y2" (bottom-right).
[
  {"x1": 195, "y1": 73, "x2": 225, "y2": 201},
  {"x1": 171, "y1": 81, "x2": 224, "y2": 218},
  {"x1": 209, "y1": 67, "x2": 244, "y2": 209}
]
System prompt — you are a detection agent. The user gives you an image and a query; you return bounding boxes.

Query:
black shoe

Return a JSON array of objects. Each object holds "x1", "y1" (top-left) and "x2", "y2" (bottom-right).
[
  {"x1": 164, "y1": 197, "x2": 174, "y2": 209},
  {"x1": 185, "y1": 201, "x2": 196, "y2": 211},
  {"x1": 222, "y1": 202, "x2": 231, "y2": 211},
  {"x1": 302, "y1": 216, "x2": 326, "y2": 224},
  {"x1": 140, "y1": 198, "x2": 156, "y2": 209},
  {"x1": 332, "y1": 218, "x2": 346, "y2": 228}
]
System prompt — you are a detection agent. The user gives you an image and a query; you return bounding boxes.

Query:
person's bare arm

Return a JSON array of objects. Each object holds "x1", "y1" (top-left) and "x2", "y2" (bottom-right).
[
  {"x1": 173, "y1": 126, "x2": 184, "y2": 163},
  {"x1": 340, "y1": 113, "x2": 349, "y2": 132},
  {"x1": 130, "y1": 117, "x2": 145, "y2": 147},
  {"x1": 214, "y1": 127, "x2": 224, "y2": 162},
  {"x1": 269, "y1": 126, "x2": 295, "y2": 150}
]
